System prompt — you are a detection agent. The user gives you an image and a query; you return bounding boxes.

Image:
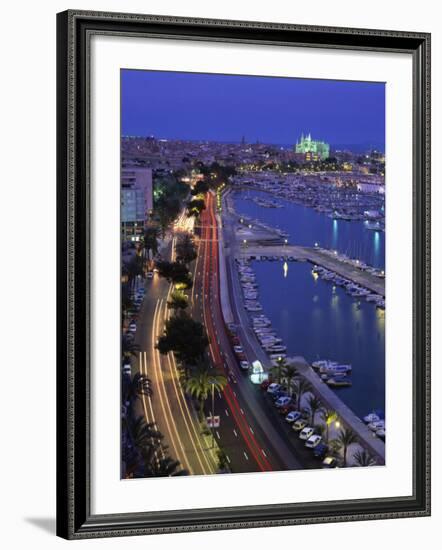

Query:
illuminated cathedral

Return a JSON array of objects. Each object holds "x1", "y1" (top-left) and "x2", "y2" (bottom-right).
[{"x1": 295, "y1": 133, "x2": 330, "y2": 160}]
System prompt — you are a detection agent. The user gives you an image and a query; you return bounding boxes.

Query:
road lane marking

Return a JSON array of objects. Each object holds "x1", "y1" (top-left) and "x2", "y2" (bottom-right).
[
  {"x1": 233, "y1": 429, "x2": 238, "y2": 437},
  {"x1": 243, "y1": 451, "x2": 249, "y2": 460}
]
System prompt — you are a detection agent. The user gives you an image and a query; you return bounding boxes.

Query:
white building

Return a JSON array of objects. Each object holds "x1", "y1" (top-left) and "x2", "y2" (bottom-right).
[{"x1": 121, "y1": 167, "x2": 153, "y2": 240}]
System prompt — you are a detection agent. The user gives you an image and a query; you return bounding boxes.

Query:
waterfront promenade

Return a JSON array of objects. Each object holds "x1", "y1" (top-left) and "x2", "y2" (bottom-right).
[{"x1": 288, "y1": 356, "x2": 385, "y2": 461}]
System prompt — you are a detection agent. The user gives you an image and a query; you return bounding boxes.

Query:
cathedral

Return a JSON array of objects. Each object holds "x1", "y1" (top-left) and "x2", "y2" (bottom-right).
[{"x1": 295, "y1": 133, "x2": 330, "y2": 160}]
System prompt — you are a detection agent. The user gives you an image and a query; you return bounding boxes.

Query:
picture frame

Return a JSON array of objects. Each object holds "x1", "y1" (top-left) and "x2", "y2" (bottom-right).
[{"x1": 56, "y1": 9, "x2": 431, "y2": 539}]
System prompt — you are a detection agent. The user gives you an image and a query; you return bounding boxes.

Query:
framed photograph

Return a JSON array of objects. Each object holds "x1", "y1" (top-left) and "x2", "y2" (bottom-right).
[{"x1": 56, "y1": 10, "x2": 431, "y2": 539}]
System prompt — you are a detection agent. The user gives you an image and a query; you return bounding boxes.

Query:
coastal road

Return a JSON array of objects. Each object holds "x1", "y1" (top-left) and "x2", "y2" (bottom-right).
[
  {"x1": 133, "y1": 238, "x2": 217, "y2": 476},
  {"x1": 193, "y1": 193, "x2": 307, "y2": 472}
]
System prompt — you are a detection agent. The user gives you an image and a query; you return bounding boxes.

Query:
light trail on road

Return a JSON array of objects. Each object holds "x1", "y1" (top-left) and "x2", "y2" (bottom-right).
[
  {"x1": 151, "y1": 299, "x2": 192, "y2": 474},
  {"x1": 200, "y1": 193, "x2": 273, "y2": 472},
  {"x1": 163, "y1": 284, "x2": 214, "y2": 475}
]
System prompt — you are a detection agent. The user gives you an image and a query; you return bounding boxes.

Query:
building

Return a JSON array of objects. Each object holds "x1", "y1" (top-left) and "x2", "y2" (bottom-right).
[
  {"x1": 295, "y1": 133, "x2": 330, "y2": 160},
  {"x1": 121, "y1": 166, "x2": 153, "y2": 241}
]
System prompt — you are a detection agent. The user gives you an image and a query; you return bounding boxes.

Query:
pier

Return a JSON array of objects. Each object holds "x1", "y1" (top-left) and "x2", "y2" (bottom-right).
[{"x1": 238, "y1": 244, "x2": 385, "y2": 297}]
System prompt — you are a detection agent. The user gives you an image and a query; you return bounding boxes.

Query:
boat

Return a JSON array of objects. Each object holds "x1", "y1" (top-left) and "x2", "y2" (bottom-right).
[
  {"x1": 368, "y1": 420, "x2": 385, "y2": 431},
  {"x1": 319, "y1": 364, "x2": 352, "y2": 375},
  {"x1": 265, "y1": 345, "x2": 287, "y2": 353},
  {"x1": 311, "y1": 359, "x2": 338, "y2": 371},
  {"x1": 363, "y1": 412, "x2": 381, "y2": 424},
  {"x1": 269, "y1": 353, "x2": 286, "y2": 360},
  {"x1": 326, "y1": 377, "x2": 352, "y2": 388},
  {"x1": 376, "y1": 428, "x2": 386, "y2": 440}
]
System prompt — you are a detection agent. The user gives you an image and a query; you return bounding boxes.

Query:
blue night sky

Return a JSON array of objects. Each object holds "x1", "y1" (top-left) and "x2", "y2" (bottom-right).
[{"x1": 121, "y1": 69, "x2": 385, "y2": 149}]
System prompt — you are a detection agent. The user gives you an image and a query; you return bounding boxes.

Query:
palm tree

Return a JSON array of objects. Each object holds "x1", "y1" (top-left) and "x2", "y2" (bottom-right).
[
  {"x1": 293, "y1": 378, "x2": 313, "y2": 411},
  {"x1": 131, "y1": 416, "x2": 163, "y2": 450},
  {"x1": 167, "y1": 290, "x2": 188, "y2": 312},
  {"x1": 185, "y1": 369, "x2": 227, "y2": 420},
  {"x1": 328, "y1": 438, "x2": 343, "y2": 460},
  {"x1": 271, "y1": 357, "x2": 287, "y2": 384},
  {"x1": 143, "y1": 225, "x2": 159, "y2": 265},
  {"x1": 320, "y1": 408, "x2": 338, "y2": 443},
  {"x1": 145, "y1": 456, "x2": 188, "y2": 477},
  {"x1": 337, "y1": 427, "x2": 358, "y2": 467},
  {"x1": 353, "y1": 449, "x2": 377, "y2": 467},
  {"x1": 281, "y1": 363, "x2": 300, "y2": 396},
  {"x1": 305, "y1": 394, "x2": 324, "y2": 426}
]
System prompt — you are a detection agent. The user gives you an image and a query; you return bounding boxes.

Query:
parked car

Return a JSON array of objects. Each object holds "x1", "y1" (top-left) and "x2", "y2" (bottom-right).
[
  {"x1": 228, "y1": 323, "x2": 237, "y2": 334},
  {"x1": 313, "y1": 443, "x2": 328, "y2": 459},
  {"x1": 292, "y1": 419, "x2": 308, "y2": 431},
  {"x1": 299, "y1": 427, "x2": 314, "y2": 440},
  {"x1": 233, "y1": 345, "x2": 244, "y2": 354},
  {"x1": 146, "y1": 272, "x2": 154, "y2": 279},
  {"x1": 275, "y1": 396, "x2": 292, "y2": 408},
  {"x1": 260, "y1": 379, "x2": 271, "y2": 390},
  {"x1": 322, "y1": 456, "x2": 338, "y2": 468},
  {"x1": 305, "y1": 434, "x2": 322, "y2": 448},
  {"x1": 272, "y1": 389, "x2": 288, "y2": 401},
  {"x1": 266, "y1": 383, "x2": 281, "y2": 395},
  {"x1": 239, "y1": 361, "x2": 249, "y2": 371},
  {"x1": 285, "y1": 410, "x2": 302, "y2": 423},
  {"x1": 279, "y1": 404, "x2": 297, "y2": 416},
  {"x1": 122, "y1": 364, "x2": 131, "y2": 375}
]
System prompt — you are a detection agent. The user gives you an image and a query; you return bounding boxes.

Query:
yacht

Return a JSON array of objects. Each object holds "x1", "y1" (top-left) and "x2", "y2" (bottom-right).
[
  {"x1": 265, "y1": 345, "x2": 287, "y2": 353},
  {"x1": 326, "y1": 377, "x2": 352, "y2": 388},
  {"x1": 363, "y1": 412, "x2": 381, "y2": 424},
  {"x1": 368, "y1": 420, "x2": 385, "y2": 431},
  {"x1": 311, "y1": 359, "x2": 338, "y2": 371},
  {"x1": 319, "y1": 363, "x2": 352, "y2": 375}
]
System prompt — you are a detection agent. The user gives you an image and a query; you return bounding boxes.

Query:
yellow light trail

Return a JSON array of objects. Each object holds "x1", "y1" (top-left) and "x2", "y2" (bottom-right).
[
  {"x1": 138, "y1": 351, "x2": 165, "y2": 461},
  {"x1": 164, "y1": 283, "x2": 213, "y2": 474},
  {"x1": 151, "y1": 299, "x2": 192, "y2": 473}
]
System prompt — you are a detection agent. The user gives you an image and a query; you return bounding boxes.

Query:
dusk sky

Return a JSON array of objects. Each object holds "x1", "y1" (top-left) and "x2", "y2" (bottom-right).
[{"x1": 121, "y1": 69, "x2": 385, "y2": 149}]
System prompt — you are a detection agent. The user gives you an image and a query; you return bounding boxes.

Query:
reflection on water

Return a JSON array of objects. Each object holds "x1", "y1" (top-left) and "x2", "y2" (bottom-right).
[
  {"x1": 234, "y1": 190, "x2": 385, "y2": 268},
  {"x1": 253, "y1": 260, "x2": 385, "y2": 418}
]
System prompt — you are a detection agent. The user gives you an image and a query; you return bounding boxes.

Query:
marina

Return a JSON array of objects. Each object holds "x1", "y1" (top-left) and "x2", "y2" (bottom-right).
[
  {"x1": 232, "y1": 188, "x2": 385, "y2": 269},
  {"x1": 222, "y1": 186, "x2": 385, "y2": 426}
]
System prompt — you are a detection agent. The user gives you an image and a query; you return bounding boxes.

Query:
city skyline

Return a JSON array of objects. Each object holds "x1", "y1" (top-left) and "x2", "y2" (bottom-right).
[{"x1": 121, "y1": 69, "x2": 385, "y2": 150}]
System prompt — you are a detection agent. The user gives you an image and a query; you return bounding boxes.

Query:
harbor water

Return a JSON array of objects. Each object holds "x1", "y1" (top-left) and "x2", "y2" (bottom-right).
[
  {"x1": 252, "y1": 260, "x2": 385, "y2": 418},
  {"x1": 233, "y1": 189, "x2": 385, "y2": 418},
  {"x1": 233, "y1": 189, "x2": 385, "y2": 269}
]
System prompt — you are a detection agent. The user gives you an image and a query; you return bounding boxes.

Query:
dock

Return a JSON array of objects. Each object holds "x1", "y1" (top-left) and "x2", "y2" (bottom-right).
[{"x1": 237, "y1": 244, "x2": 385, "y2": 297}]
